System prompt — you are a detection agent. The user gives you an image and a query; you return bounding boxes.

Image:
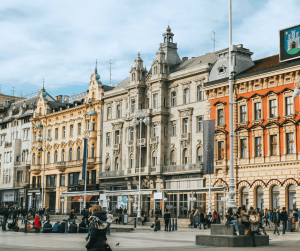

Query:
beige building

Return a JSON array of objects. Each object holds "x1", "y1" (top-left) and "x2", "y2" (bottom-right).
[{"x1": 29, "y1": 68, "x2": 112, "y2": 212}]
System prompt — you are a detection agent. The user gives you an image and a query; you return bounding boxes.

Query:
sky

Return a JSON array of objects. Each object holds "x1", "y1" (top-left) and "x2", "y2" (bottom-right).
[{"x1": 0, "y1": 0, "x2": 299, "y2": 98}]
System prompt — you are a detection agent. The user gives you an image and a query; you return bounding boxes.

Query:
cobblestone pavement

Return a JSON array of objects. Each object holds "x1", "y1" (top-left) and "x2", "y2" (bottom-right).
[{"x1": 1, "y1": 228, "x2": 300, "y2": 251}]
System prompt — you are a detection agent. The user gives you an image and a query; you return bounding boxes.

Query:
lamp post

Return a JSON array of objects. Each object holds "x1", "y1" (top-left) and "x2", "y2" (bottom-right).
[
  {"x1": 132, "y1": 109, "x2": 148, "y2": 218},
  {"x1": 60, "y1": 198, "x2": 65, "y2": 214},
  {"x1": 107, "y1": 197, "x2": 110, "y2": 212},
  {"x1": 83, "y1": 128, "x2": 89, "y2": 210},
  {"x1": 37, "y1": 128, "x2": 52, "y2": 209},
  {"x1": 78, "y1": 198, "x2": 83, "y2": 213}
]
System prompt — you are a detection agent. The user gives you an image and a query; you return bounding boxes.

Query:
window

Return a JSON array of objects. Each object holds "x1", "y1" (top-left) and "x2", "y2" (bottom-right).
[
  {"x1": 77, "y1": 147, "x2": 81, "y2": 160},
  {"x1": 92, "y1": 148, "x2": 95, "y2": 158},
  {"x1": 47, "y1": 152, "x2": 50, "y2": 164},
  {"x1": 34, "y1": 132, "x2": 36, "y2": 142},
  {"x1": 172, "y1": 123, "x2": 176, "y2": 136},
  {"x1": 197, "y1": 86, "x2": 203, "y2": 101},
  {"x1": 92, "y1": 123, "x2": 96, "y2": 131},
  {"x1": 107, "y1": 107, "x2": 112, "y2": 120},
  {"x1": 286, "y1": 97, "x2": 293, "y2": 115},
  {"x1": 197, "y1": 147, "x2": 203, "y2": 163},
  {"x1": 153, "y1": 125, "x2": 158, "y2": 137},
  {"x1": 130, "y1": 155, "x2": 134, "y2": 168},
  {"x1": 87, "y1": 120, "x2": 90, "y2": 131},
  {"x1": 47, "y1": 129, "x2": 51, "y2": 137},
  {"x1": 131, "y1": 100, "x2": 136, "y2": 113},
  {"x1": 60, "y1": 174, "x2": 65, "y2": 186},
  {"x1": 62, "y1": 149, "x2": 65, "y2": 161},
  {"x1": 54, "y1": 150, "x2": 58, "y2": 163},
  {"x1": 254, "y1": 102, "x2": 262, "y2": 120},
  {"x1": 270, "y1": 135, "x2": 277, "y2": 156},
  {"x1": 106, "y1": 133, "x2": 111, "y2": 146},
  {"x1": 218, "y1": 109, "x2": 224, "y2": 125},
  {"x1": 163, "y1": 98, "x2": 166, "y2": 107},
  {"x1": 171, "y1": 92, "x2": 176, "y2": 107},
  {"x1": 270, "y1": 99, "x2": 277, "y2": 118},
  {"x1": 130, "y1": 127, "x2": 134, "y2": 141},
  {"x1": 117, "y1": 105, "x2": 121, "y2": 118},
  {"x1": 287, "y1": 132, "x2": 294, "y2": 154},
  {"x1": 170, "y1": 150, "x2": 176, "y2": 165},
  {"x1": 241, "y1": 139, "x2": 247, "y2": 158},
  {"x1": 55, "y1": 128, "x2": 58, "y2": 139},
  {"x1": 23, "y1": 129, "x2": 29, "y2": 141},
  {"x1": 46, "y1": 175, "x2": 56, "y2": 187},
  {"x1": 255, "y1": 137, "x2": 262, "y2": 157},
  {"x1": 115, "y1": 130, "x2": 120, "y2": 144},
  {"x1": 68, "y1": 173, "x2": 80, "y2": 186},
  {"x1": 70, "y1": 125, "x2": 73, "y2": 136},
  {"x1": 184, "y1": 89, "x2": 189, "y2": 104},
  {"x1": 183, "y1": 149, "x2": 188, "y2": 164},
  {"x1": 218, "y1": 141, "x2": 225, "y2": 160},
  {"x1": 69, "y1": 148, "x2": 73, "y2": 161},
  {"x1": 32, "y1": 153, "x2": 35, "y2": 165},
  {"x1": 62, "y1": 126, "x2": 66, "y2": 138},
  {"x1": 164, "y1": 127, "x2": 167, "y2": 137},
  {"x1": 152, "y1": 152, "x2": 157, "y2": 166},
  {"x1": 197, "y1": 117, "x2": 203, "y2": 132},
  {"x1": 153, "y1": 94, "x2": 158, "y2": 108},
  {"x1": 17, "y1": 171, "x2": 22, "y2": 182},
  {"x1": 240, "y1": 105, "x2": 247, "y2": 122},
  {"x1": 115, "y1": 157, "x2": 119, "y2": 171},
  {"x1": 78, "y1": 123, "x2": 81, "y2": 135},
  {"x1": 183, "y1": 119, "x2": 188, "y2": 133},
  {"x1": 92, "y1": 170, "x2": 96, "y2": 184},
  {"x1": 164, "y1": 155, "x2": 167, "y2": 165}
]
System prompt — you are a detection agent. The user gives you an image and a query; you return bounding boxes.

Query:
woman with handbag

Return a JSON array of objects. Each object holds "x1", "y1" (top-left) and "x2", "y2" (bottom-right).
[
  {"x1": 249, "y1": 210, "x2": 260, "y2": 247},
  {"x1": 240, "y1": 205, "x2": 250, "y2": 234}
]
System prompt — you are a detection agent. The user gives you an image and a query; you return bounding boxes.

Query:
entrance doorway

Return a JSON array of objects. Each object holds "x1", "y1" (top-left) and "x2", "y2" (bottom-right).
[{"x1": 49, "y1": 193, "x2": 56, "y2": 212}]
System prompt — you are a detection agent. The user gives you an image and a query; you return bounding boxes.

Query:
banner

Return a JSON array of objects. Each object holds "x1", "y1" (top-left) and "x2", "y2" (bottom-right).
[
  {"x1": 279, "y1": 24, "x2": 300, "y2": 62},
  {"x1": 82, "y1": 138, "x2": 88, "y2": 180},
  {"x1": 203, "y1": 120, "x2": 215, "y2": 175}
]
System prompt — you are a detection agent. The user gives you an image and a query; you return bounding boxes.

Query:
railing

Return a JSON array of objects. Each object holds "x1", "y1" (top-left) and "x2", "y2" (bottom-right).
[
  {"x1": 151, "y1": 167, "x2": 156, "y2": 172},
  {"x1": 180, "y1": 133, "x2": 190, "y2": 141},
  {"x1": 26, "y1": 183, "x2": 42, "y2": 189},
  {"x1": 162, "y1": 163, "x2": 203, "y2": 173},
  {"x1": 113, "y1": 144, "x2": 119, "y2": 150},
  {"x1": 31, "y1": 164, "x2": 41, "y2": 170},
  {"x1": 137, "y1": 138, "x2": 146, "y2": 146},
  {"x1": 98, "y1": 170, "x2": 124, "y2": 178},
  {"x1": 56, "y1": 161, "x2": 66, "y2": 166},
  {"x1": 5, "y1": 142, "x2": 12, "y2": 148},
  {"x1": 135, "y1": 167, "x2": 145, "y2": 173},
  {"x1": 150, "y1": 137, "x2": 158, "y2": 144}
]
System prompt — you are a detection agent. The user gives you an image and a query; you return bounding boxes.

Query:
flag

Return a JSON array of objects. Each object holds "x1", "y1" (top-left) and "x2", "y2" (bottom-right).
[
  {"x1": 82, "y1": 138, "x2": 88, "y2": 180},
  {"x1": 203, "y1": 120, "x2": 215, "y2": 175}
]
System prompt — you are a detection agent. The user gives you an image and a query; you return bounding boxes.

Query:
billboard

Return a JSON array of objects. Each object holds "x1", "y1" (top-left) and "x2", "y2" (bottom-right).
[{"x1": 279, "y1": 24, "x2": 300, "y2": 62}]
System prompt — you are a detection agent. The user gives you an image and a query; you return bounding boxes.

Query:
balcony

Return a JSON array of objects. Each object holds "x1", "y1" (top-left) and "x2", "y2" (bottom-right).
[
  {"x1": 98, "y1": 170, "x2": 124, "y2": 179},
  {"x1": 89, "y1": 130, "x2": 97, "y2": 138},
  {"x1": 87, "y1": 157, "x2": 96, "y2": 169},
  {"x1": 56, "y1": 161, "x2": 66, "y2": 172},
  {"x1": 26, "y1": 183, "x2": 42, "y2": 189},
  {"x1": 113, "y1": 144, "x2": 119, "y2": 150},
  {"x1": 150, "y1": 137, "x2": 158, "y2": 144},
  {"x1": 137, "y1": 138, "x2": 146, "y2": 147},
  {"x1": 30, "y1": 165, "x2": 42, "y2": 175},
  {"x1": 5, "y1": 142, "x2": 12, "y2": 148},
  {"x1": 180, "y1": 133, "x2": 190, "y2": 141},
  {"x1": 162, "y1": 163, "x2": 203, "y2": 174}
]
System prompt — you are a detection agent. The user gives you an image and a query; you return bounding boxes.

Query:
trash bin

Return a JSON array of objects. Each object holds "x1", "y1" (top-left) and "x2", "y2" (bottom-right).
[
  {"x1": 288, "y1": 216, "x2": 295, "y2": 232},
  {"x1": 123, "y1": 214, "x2": 128, "y2": 225}
]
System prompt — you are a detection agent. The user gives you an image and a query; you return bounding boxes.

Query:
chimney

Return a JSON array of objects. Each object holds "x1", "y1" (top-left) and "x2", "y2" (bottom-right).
[
  {"x1": 237, "y1": 44, "x2": 243, "y2": 49},
  {"x1": 56, "y1": 95, "x2": 62, "y2": 102},
  {"x1": 182, "y1": 57, "x2": 188, "y2": 62}
]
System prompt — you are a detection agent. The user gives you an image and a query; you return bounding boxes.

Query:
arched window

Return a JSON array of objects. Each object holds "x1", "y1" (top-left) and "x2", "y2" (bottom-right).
[
  {"x1": 47, "y1": 152, "x2": 50, "y2": 164},
  {"x1": 197, "y1": 147, "x2": 203, "y2": 163},
  {"x1": 271, "y1": 185, "x2": 280, "y2": 210},
  {"x1": 54, "y1": 151, "x2": 58, "y2": 163},
  {"x1": 117, "y1": 105, "x2": 121, "y2": 119},
  {"x1": 241, "y1": 187, "x2": 249, "y2": 208},
  {"x1": 183, "y1": 149, "x2": 188, "y2": 164},
  {"x1": 288, "y1": 184, "x2": 296, "y2": 214},
  {"x1": 92, "y1": 92, "x2": 95, "y2": 99},
  {"x1": 152, "y1": 151, "x2": 157, "y2": 167},
  {"x1": 77, "y1": 147, "x2": 81, "y2": 160},
  {"x1": 115, "y1": 157, "x2": 120, "y2": 171},
  {"x1": 62, "y1": 126, "x2": 65, "y2": 138},
  {"x1": 32, "y1": 153, "x2": 35, "y2": 165},
  {"x1": 107, "y1": 107, "x2": 112, "y2": 120},
  {"x1": 62, "y1": 149, "x2": 65, "y2": 161},
  {"x1": 256, "y1": 186, "x2": 264, "y2": 209},
  {"x1": 170, "y1": 150, "x2": 176, "y2": 165},
  {"x1": 69, "y1": 148, "x2": 73, "y2": 161},
  {"x1": 130, "y1": 127, "x2": 134, "y2": 141},
  {"x1": 38, "y1": 156, "x2": 41, "y2": 165},
  {"x1": 164, "y1": 37, "x2": 166, "y2": 42}
]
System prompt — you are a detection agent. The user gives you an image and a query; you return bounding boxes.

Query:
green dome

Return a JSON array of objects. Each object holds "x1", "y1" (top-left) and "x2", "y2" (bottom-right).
[
  {"x1": 95, "y1": 73, "x2": 100, "y2": 79},
  {"x1": 42, "y1": 92, "x2": 47, "y2": 97}
]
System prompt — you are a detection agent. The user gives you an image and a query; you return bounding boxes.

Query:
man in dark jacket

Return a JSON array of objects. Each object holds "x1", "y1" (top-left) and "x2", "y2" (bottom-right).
[
  {"x1": 69, "y1": 209, "x2": 75, "y2": 221},
  {"x1": 2, "y1": 205, "x2": 10, "y2": 231},
  {"x1": 81, "y1": 208, "x2": 88, "y2": 224},
  {"x1": 78, "y1": 220, "x2": 87, "y2": 233},
  {"x1": 271, "y1": 208, "x2": 280, "y2": 235},
  {"x1": 280, "y1": 207, "x2": 288, "y2": 235},
  {"x1": 21, "y1": 207, "x2": 27, "y2": 224},
  {"x1": 12, "y1": 207, "x2": 18, "y2": 222},
  {"x1": 199, "y1": 212, "x2": 205, "y2": 229},
  {"x1": 42, "y1": 220, "x2": 52, "y2": 233},
  {"x1": 163, "y1": 209, "x2": 171, "y2": 231}
]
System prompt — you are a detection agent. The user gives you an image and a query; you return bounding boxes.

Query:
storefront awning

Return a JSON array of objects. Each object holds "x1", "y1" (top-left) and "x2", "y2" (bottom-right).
[
  {"x1": 61, "y1": 191, "x2": 100, "y2": 198},
  {"x1": 72, "y1": 196, "x2": 80, "y2": 202},
  {"x1": 105, "y1": 189, "x2": 154, "y2": 196},
  {"x1": 72, "y1": 195, "x2": 93, "y2": 202}
]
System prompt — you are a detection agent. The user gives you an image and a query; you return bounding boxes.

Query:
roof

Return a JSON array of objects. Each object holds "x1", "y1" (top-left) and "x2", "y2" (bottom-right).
[
  {"x1": 113, "y1": 77, "x2": 130, "y2": 90},
  {"x1": 102, "y1": 85, "x2": 115, "y2": 92},
  {"x1": 170, "y1": 52, "x2": 218, "y2": 73}
]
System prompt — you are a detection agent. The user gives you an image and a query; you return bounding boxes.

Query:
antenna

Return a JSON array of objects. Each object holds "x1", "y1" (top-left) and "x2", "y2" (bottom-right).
[
  {"x1": 107, "y1": 59, "x2": 114, "y2": 86},
  {"x1": 12, "y1": 87, "x2": 15, "y2": 96},
  {"x1": 0, "y1": 85, "x2": 2, "y2": 94},
  {"x1": 211, "y1": 31, "x2": 219, "y2": 52}
]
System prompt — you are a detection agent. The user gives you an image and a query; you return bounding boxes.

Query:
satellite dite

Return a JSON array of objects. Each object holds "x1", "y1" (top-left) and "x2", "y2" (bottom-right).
[{"x1": 279, "y1": 24, "x2": 300, "y2": 62}]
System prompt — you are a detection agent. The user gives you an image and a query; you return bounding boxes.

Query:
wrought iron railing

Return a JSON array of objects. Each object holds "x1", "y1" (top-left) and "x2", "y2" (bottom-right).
[{"x1": 162, "y1": 163, "x2": 203, "y2": 173}]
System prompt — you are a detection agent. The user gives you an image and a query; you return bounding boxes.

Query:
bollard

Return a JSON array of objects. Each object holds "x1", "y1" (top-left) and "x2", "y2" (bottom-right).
[
  {"x1": 175, "y1": 219, "x2": 177, "y2": 231},
  {"x1": 134, "y1": 218, "x2": 136, "y2": 228},
  {"x1": 169, "y1": 219, "x2": 171, "y2": 231},
  {"x1": 24, "y1": 219, "x2": 27, "y2": 233},
  {"x1": 172, "y1": 219, "x2": 174, "y2": 231},
  {"x1": 65, "y1": 220, "x2": 68, "y2": 233}
]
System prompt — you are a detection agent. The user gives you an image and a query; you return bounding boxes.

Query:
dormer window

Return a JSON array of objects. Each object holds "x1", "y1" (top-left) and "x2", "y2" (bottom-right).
[{"x1": 218, "y1": 66, "x2": 226, "y2": 75}]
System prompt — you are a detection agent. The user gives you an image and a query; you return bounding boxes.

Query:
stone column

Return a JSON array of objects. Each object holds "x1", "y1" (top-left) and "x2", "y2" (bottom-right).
[{"x1": 188, "y1": 114, "x2": 192, "y2": 163}]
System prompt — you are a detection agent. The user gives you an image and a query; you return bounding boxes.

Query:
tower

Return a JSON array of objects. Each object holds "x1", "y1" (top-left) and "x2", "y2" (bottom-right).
[
  {"x1": 160, "y1": 26, "x2": 181, "y2": 65},
  {"x1": 151, "y1": 44, "x2": 169, "y2": 78},
  {"x1": 129, "y1": 53, "x2": 147, "y2": 86}
]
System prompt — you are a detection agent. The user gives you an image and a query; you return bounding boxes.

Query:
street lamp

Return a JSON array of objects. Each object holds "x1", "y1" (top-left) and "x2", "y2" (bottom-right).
[
  {"x1": 132, "y1": 109, "x2": 148, "y2": 218},
  {"x1": 60, "y1": 198, "x2": 65, "y2": 214},
  {"x1": 37, "y1": 128, "x2": 52, "y2": 209},
  {"x1": 78, "y1": 198, "x2": 83, "y2": 213},
  {"x1": 107, "y1": 197, "x2": 110, "y2": 212}
]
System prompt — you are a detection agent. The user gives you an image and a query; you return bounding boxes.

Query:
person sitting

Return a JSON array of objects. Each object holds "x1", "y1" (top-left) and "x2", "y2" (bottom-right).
[
  {"x1": 27, "y1": 222, "x2": 31, "y2": 231},
  {"x1": 78, "y1": 220, "x2": 87, "y2": 233},
  {"x1": 11, "y1": 220, "x2": 19, "y2": 232},
  {"x1": 69, "y1": 209, "x2": 75, "y2": 221},
  {"x1": 34, "y1": 215, "x2": 41, "y2": 233},
  {"x1": 154, "y1": 216, "x2": 160, "y2": 232},
  {"x1": 52, "y1": 221, "x2": 59, "y2": 233},
  {"x1": 42, "y1": 220, "x2": 52, "y2": 233},
  {"x1": 58, "y1": 221, "x2": 66, "y2": 233},
  {"x1": 141, "y1": 214, "x2": 148, "y2": 225}
]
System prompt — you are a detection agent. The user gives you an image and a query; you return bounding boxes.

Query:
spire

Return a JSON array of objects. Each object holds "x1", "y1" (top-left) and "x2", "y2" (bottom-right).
[
  {"x1": 42, "y1": 79, "x2": 45, "y2": 92},
  {"x1": 166, "y1": 25, "x2": 171, "y2": 32},
  {"x1": 95, "y1": 59, "x2": 98, "y2": 74}
]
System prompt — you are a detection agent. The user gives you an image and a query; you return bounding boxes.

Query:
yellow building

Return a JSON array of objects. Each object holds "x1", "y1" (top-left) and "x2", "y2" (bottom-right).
[{"x1": 29, "y1": 67, "x2": 111, "y2": 213}]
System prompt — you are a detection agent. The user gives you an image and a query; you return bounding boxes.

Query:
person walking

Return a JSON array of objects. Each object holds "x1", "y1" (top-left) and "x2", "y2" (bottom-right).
[
  {"x1": 85, "y1": 205, "x2": 112, "y2": 251},
  {"x1": 34, "y1": 215, "x2": 41, "y2": 233},
  {"x1": 206, "y1": 212, "x2": 213, "y2": 229},
  {"x1": 164, "y1": 209, "x2": 171, "y2": 231},
  {"x1": 249, "y1": 210, "x2": 260, "y2": 247},
  {"x1": 199, "y1": 211, "x2": 205, "y2": 229},
  {"x1": 21, "y1": 206, "x2": 27, "y2": 224},
  {"x1": 271, "y1": 208, "x2": 280, "y2": 235},
  {"x1": 2, "y1": 205, "x2": 9, "y2": 231},
  {"x1": 44, "y1": 207, "x2": 50, "y2": 221},
  {"x1": 107, "y1": 211, "x2": 113, "y2": 235},
  {"x1": 268, "y1": 209, "x2": 273, "y2": 228},
  {"x1": 280, "y1": 207, "x2": 288, "y2": 235},
  {"x1": 69, "y1": 209, "x2": 75, "y2": 222},
  {"x1": 81, "y1": 208, "x2": 88, "y2": 224},
  {"x1": 12, "y1": 207, "x2": 18, "y2": 222},
  {"x1": 189, "y1": 211, "x2": 194, "y2": 228},
  {"x1": 225, "y1": 208, "x2": 239, "y2": 235}
]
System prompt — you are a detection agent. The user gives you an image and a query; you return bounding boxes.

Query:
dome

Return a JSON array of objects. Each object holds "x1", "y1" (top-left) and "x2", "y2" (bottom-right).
[
  {"x1": 166, "y1": 25, "x2": 171, "y2": 32},
  {"x1": 35, "y1": 124, "x2": 43, "y2": 128},
  {"x1": 42, "y1": 92, "x2": 47, "y2": 97},
  {"x1": 95, "y1": 73, "x2": 100, "y2": 80}
]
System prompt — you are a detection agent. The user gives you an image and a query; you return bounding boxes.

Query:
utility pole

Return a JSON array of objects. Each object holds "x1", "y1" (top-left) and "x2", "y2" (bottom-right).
[
  {"x1": 12, "y1": 87, "x2": 15, "y2": 96},
  {"x1": 107, "y1": 59, "x2": 114, "y2": 86},
  {"x1": 211, "y1": 31, "x2": 218, "y2": 52}
]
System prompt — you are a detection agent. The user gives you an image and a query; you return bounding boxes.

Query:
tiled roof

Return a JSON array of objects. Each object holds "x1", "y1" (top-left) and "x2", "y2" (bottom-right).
[
  {"x1": 243, "y1": 55, "x2": 284, "y2": 73},
  {"x1": 113, "y1": 77, "x2": 130, "y2": 90}
]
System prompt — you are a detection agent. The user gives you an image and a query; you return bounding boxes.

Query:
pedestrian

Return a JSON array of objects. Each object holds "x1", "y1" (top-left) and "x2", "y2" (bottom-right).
[
  {"x1": 206, "y1": 212, "x2": 213, "y2": 229},
  {"x1": 123, "y1": 207, "x2": 127, "y2": 214},
  {"x1": 81, "y1": 208, "x2": 88, "y2": 224},
  {"x1": 199, "y1": 211, "x2": 205, "y2": 229},
  {"x1": 69, "y1": 209, "x2": 75, "y2": 222},
  {"x1": 141, "y1": 214, "x2": 148, "y2": 225},
  {"x1": 27, "y1": 222, "x2": 32, "y2": 231},
  {"x1": 189, "y1": 211, "x2": 194, "y2": 228},
  {"x1": 240, "y1": 205, "x2": 250, "y2": 234},
  {"x1": 34, "y1": 215, "x2": 41, "y2": 233},
  {"x1": 164, "y1": 209, "x2": 171, "y2": 231},
  {"x1": 2, "y1": 205, "x2": 9, "y2": 231},
  {"x1": 21, "y1": 206, "x2": 27, "y2": 224},
  {"x1": 12, "y1": 206, "x2": 18, "y2": 222},
  {"x1": 42, "y1": 220, "x2": 52, "y2": 233},
  {"x1": 271, "y1": 208, "x2": 280, "y2": 235},
  {"x1": 213, "y1": 211, "x2": 218, "y2": 224},
  {"x1": 85, "y1": 205, "x2": 112, "y2": 251},
  {"x1": 280, "y1": 207, "x2": 288, "y2": 235},
  {"x1": 256, "y1": 208, "x2": 263, "y2": 230},
  {"x1": 44, "y1": 207, "x2": 50, "y2": 221},
  {"x1": 268, "y1": 209, "x2": 273, "y2": 228},
  {"x1": 85, "y1": 208, "x2": 93, "y2": 241},
  {"x1": 154, "y1": 216, "x2": 160, "y2": 232},
  {"x1": 225, "y1": 208, "x2": 239, "y2": 235},
  {"x1": 293, "y1": 209, "x2": 298, "y2": 222},
  {"x1": 107, "y1": 211, "x2": 113, "y2": 235},
  {"x1": 249, "y1": 210, "x2": 260, "y2": 247}
]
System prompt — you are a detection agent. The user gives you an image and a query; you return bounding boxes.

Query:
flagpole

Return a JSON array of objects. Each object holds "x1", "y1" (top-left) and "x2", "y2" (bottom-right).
[
  {"x1": 84, "y1": 129, "x2": 88, "y2": 209},
  {"x1": 208, "y1": 103, "x2": 212, "y2": 214}
]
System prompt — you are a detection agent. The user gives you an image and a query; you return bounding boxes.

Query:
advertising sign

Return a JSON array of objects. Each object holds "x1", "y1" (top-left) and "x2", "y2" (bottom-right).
[
  {"x1": 279, "y1": 24, "x2": 300, "y2": 62},
  {"x1": 203, "y1": 120, "x2": 215, "y2": 175}
]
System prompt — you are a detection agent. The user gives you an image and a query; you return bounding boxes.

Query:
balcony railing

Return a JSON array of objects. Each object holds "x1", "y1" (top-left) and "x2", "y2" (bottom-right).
[
  {"x1": 113, "y1": 144, "x2": 119, "y2": 150},
  {"x1": 135, "y1": 167, "x2": 145, "y2": 173},
  {"x1": 5, "y1": 142, "x2": 12, "y2": 148},
  {"x1": 180, "y1": 133, "x2": 190, "y2": 141},
  {"x1": 150, "y1": 137, "x2": 158, "y2": 144},
  {"x1": 98, "y1": 170, "x2": 124, "y2": 178},
  {"x1": 137, "y1": 138, "x2": 146, "y2": 146},
  {"x1": 162, "y1": 163, "x2": 203, "y2": 173},
  {"x1": 26, "y1": 183, "x2": 42, "y2": 189}
]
